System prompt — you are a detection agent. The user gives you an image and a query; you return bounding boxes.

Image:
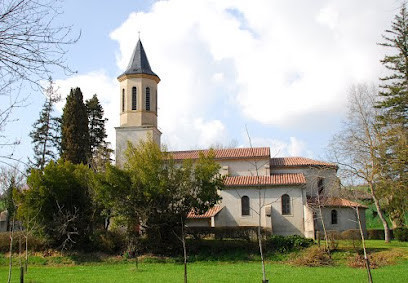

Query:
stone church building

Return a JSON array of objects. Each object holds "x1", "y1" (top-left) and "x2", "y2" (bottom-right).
[{"x1": 115, "y1": 39, "x2": 367, "y2": 239}]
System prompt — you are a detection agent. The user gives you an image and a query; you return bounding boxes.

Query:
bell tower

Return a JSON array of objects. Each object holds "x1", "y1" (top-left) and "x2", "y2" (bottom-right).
[{"x1": 115, "y1": 39, "x2": 161, "y2": 166}]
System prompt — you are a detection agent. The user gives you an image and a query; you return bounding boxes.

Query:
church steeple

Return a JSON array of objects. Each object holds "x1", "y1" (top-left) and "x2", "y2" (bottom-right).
[
  {"x1": 118, "y1": 39, "x2": 159, "y2": 78},
  {"x1": 115, "y1": 39, "x2": 162, "y2": 166}
]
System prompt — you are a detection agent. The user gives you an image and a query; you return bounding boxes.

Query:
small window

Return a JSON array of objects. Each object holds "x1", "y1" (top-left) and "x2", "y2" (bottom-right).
[
  {"x1": 331, "y1": 209, "x2": 338, "y2": 224},
  {"x1": 132, "y1": 87, "x2": 137, "y2": 110},
  {"x1": 281, "y1": 194, "x2": 291, "y2": 215},
  {"x1": 241, "y1": 196, "x2": 250, "y2": 216},
  {"x1": 146, "y1": 87, "x2": 150, "y2": 111},
  {"x1": 155, "y1": 89, "x2": 158, "y2": 112},
  {"x1": 122, "y1": 89, "x2": 125, "y2": 112},
  {"x1": 318, "y1": 178, "x2": 324, "y2": 195}
]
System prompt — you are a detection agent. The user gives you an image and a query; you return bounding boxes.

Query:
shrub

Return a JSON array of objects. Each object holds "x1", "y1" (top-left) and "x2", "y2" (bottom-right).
[
  {"x1": 0, "y1": 232, "x2": 47, "y2": 253},
  {"x1": 291, "y1": 246, "x2": 333, "y2": 267},
  {"x1": 341, "y1": 230, "x2": 362, "y2": 252},
  {"x1": 185, "y1": 227, "x2": 271, "y2": 241},
  {"x1": 93, "y1": 230, "x2": 126, "y2": 254},
  {"x1": 264, "y1": 235, "x2": 314, "y2": 253},
  {"x1": 394, "y1": 227, "x2": 408, "y2": 242},
  {"x1": 367, "y1": 229, "x2": 394, "y2": 240},
  {"x1": 186, "y1": 239, "x2": 258, "y2": 261}
]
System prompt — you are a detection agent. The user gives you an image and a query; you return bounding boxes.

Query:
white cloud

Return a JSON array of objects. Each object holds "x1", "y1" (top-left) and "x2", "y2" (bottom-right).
[
  {"x1": 56, "y1": 0, "x2": 398, "y2": 157},
  {"x1": 109, "y1": 0, "x2": 395, "y2": 131},
  {"x1": 249, "y1": 136, "x2": 313, "y2": 158}
]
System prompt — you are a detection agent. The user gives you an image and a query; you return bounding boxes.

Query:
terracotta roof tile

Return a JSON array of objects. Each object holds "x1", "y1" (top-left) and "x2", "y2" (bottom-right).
[
  {"x1": 307, "y1": 197, "x2": 367, "y2": 208},
  {"x1": 224, "y1": 174, "x2": 306, "y2": 187},
  {"x1": 270, "y1": 157, "x2": 337, "y2": 168},
  {"x1": 187, "y1": 206, "x2": 223, "y2": 219},
  {"x1": 170, "y1": 147, "x2": 270, "y2": 160}
]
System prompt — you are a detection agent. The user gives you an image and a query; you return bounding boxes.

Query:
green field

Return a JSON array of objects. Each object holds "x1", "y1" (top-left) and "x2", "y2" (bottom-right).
[{"x1": 1, "y1": 240, "x2": 407, "y2": 283}]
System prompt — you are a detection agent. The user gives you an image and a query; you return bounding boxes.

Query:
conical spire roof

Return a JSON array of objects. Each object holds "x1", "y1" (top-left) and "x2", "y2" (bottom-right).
[{"x1": 118, "y1": 39, "x2": 159, "y2": 79}]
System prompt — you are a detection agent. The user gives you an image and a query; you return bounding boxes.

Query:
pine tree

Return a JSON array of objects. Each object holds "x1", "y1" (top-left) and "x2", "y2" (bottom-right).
[
  {"x1": 61, "y1": 87, "x2": 90, "y2": 164},
  {"x1": 377, "y1": 4, "x2": 408, "y2": 227},
  {"x1": 378, "y1": 4, "x2": 408, "y2": 127},
  {"x1": 85, "y1": 94, "x2": 112, "y2": 170},
  {"x1": 29, "y1": 78, "x2": 61, "y2": 170}
]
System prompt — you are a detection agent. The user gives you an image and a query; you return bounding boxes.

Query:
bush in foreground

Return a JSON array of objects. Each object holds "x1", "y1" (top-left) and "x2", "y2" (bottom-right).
[{"x1": 393, "y1": 227, "x2": 408, "y2": 242}]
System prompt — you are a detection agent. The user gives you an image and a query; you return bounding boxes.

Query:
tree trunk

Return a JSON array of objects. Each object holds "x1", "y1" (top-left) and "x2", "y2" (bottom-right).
[
  {"x1": 356, "y1": 207, "x2": 373, "y2": 283},
  {"x1": 7, "y1": 217, "x2": 15, "y2": 283},
  {"x1": 369, "y1": 183, "x2": 391, "y2": 242},
  {"x1": 181, "y1": 218, "x2": 187, "y2": 283}
]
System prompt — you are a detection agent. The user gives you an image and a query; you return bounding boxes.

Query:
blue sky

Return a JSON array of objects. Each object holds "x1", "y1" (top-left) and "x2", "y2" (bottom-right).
[{"x1": 1, "y1": 0, "x2": 400, "y2": 166}]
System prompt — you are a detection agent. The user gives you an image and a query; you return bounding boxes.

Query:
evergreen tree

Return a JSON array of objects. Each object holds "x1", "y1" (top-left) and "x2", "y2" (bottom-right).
[
  {"x1": 378, "y1": 4, "x2": 408, "y2": 127},
  {"x1": 29, "y1": 78, "x2": 61, "y2": 170},
  {"x1": 85, "y1": 94, "x2": 112, "y2": 169},
  {"x1": 377, "y1": 4, "x2": 408, "y2": 227},
  {"x1": 61, "y1": 87, "x2": 90, "y2": 164}
]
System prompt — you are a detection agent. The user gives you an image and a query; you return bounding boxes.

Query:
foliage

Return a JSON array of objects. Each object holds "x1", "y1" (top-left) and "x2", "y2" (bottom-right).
[
  {"x1": 92, "y1": 230, "x2": 127, "y2": 254},
  {"x1": 394, "y1": 227, "x2": 408, "y2": 242},
  {"x1": 377, "y1": 3, "x2": 408, "y2": 227},
  {"x1": 264, "y1": 235, "x2": 314, "y2": 253},
  {"x1": 4, "y1": 176, "x2": 17, "y2": 231},
  {"x1": 186, "y1": 226, "x2": 271, "y2": 241},
  {"x1": 61, "y1": 88, "x2": 90, "y2": 164},
  {"x1": 0, "y1": 232, "x2": 47, "y2": 253},
  {"x1": 94, "y1": 139, "x2": 224, "y2": 252},
  {"x1": 29, "y1": 78, "x2": 61, "y2": 170},
  {"x1": 85, "y1": 94, "x2": 112, "y2": 170},
  {"x1": 17, "y1": 160, "x2": 93, "y2": 250}
]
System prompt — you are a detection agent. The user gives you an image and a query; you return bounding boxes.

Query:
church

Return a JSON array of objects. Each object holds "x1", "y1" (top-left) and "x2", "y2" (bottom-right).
[{"x1": 115, "y1": 39, "x2": 367, "y2": 239}]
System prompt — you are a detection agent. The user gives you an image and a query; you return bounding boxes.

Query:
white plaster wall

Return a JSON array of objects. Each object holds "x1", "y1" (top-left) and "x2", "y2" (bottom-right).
[
  {"x1": 272, "y1": 167, "x2": 339, "y2": 197},
  {"x1": 303, "y1": 206, "x2": 315, "y2": 239},
  {"x1": 115, "y1": 127, "x2": 161, "y2": 166},
  {"x1": 314, "y1": 207, "x2": 367, "y2": 235},
  {"x1": 216, "y1": 186, "x2": 305, "y2": 236},
  {"x1": 217, "y1": 158, "x2": 270, "y2": 177}
]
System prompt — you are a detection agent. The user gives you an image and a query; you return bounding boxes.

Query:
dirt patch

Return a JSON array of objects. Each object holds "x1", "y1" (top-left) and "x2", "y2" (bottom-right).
[
  {"x1": 347, "y1": 250, "x2": 404, "y2": 269},
  {"x1": 290, "y1": 246, "x2": 333, "y2": 267}
]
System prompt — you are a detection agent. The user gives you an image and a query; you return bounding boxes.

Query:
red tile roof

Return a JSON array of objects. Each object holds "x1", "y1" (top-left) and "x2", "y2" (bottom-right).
[
  {"x1": 307, "y1": 197, "x2": 368, "y2": 208},
  {"x1": 187, "y1": 206, "x2": 223, "y2": 219},
  {"x1": 270, "y1": 157, "x2": 337, "y2": 168},
  {"x1": 224, "y1": 174, "x2": 306, "y2": 187},
  {"x1": 169, "y1": 147, "x2": 270, "y2": 160}
]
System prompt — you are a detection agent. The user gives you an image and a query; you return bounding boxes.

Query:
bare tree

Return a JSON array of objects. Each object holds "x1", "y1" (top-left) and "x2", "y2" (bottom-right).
[
  {"x1": 0, "y1": 0, "x2": 78, "y2": 165},
  {"x1": 328, "y1": 83, "x2": 391, "y2": 242}
]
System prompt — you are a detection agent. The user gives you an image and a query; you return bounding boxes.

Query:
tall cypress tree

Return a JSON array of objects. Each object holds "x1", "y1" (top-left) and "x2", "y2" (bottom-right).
[
  {"x1": 61, "y1": 87, "x2": 90, "y2": 164},
  {"x1": 377, "y1": 4, "x2": 408, "y2": 227},
  {"x1": 86, "y1": 94, "x2": 112, "y2": 169},
  {"x1": 29, "y1": 78, "x2": 61, "y2": 170}
]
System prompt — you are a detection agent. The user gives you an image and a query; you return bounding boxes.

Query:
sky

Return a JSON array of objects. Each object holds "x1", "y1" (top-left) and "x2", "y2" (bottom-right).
[{"x1": 1, "y1": 0, "x2": 402, "y2": 166}]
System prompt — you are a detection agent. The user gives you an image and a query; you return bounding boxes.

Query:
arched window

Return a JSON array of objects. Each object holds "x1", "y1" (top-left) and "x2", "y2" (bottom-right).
[
  {"x1": 122, "y1": 89, "x2": 125, "y2": 112},
  {"x1": 241, "y1": 196, "x2": 250, "y2": 216},
  {"x1": 318, "y1": 178, "x2": 324, "y2": 195},
  {"x1": 331, "y1": 209, "x2": 338, "y2": 224},
  {"x1": 146, "y1": 87, "x2": 150, "y2": 111},
  {"x1": 155, "y1": 89, "x2": 158, "y2": 112},
  {"x1": 132, "y1": 87, "x2": 137, "y2": 110},
  {"x1": 281, "y1": 194, "x2": 291, "y2": 215}
]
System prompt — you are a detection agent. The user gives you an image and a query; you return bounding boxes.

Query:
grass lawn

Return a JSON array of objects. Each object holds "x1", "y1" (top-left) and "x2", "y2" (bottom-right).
[{"x1": 0, "y1": 240, "x2": 407, "y2": 283}]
